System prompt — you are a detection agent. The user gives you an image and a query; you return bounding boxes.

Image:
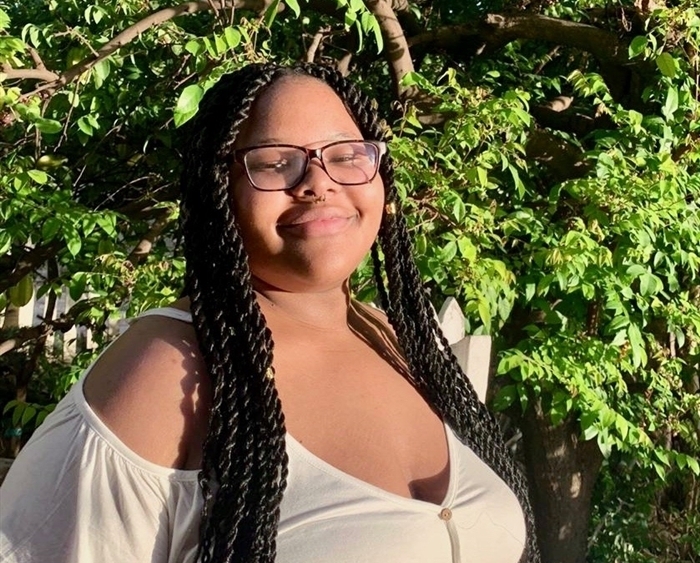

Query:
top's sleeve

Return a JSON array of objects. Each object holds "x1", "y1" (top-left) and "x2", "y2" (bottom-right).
[{"x1": 0, "y1": 381, "x2": 202, "y2": 563}]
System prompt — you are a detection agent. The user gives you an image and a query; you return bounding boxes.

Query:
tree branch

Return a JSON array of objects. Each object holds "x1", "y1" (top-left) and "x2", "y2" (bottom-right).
[
  {"x1": 0, "y1": 241, "x2": 63, "y2": 295},
  {"x1": 365, "y1": 0, "x2": 414, "y2": 100},
  {"x1": 530, "y1": 96, "x2": 615, "y2": 136},
  {"x1": 525, "y1": 129, "x2": 592, "y2": 182},
  {"x1": 0, "y1": 292, "x2": 87, "y2": 358},
  {"x1": 126, "y1": 208, "x2": 175, "y2": 265},
  {"x1": 16, "y1": 0, "x2": 275, "y2": 98},
  {"x1": 336, "y1": 52, "x2": 353, "y2": 76},
  {"x1": 409, "y1": 13, "x2": 631, "y2": 66},
  {"x1": 1, "y1": 66, "x2": 60, "y2": 82},
  {"x1": 306, "y1": 27, "x2": 330, "y2": 63},
  {"x1": 0, "y1": 326, "x2": 45, "y2": 357},
  {"x1": 1, "y1": 46, "x2": 59, "y2": 81}
]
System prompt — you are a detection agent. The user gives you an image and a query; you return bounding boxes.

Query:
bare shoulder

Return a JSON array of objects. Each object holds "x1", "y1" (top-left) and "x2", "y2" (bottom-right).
[
  {"x1": 83, "y1": 308, "x2": 210, "y2": 470},
  {"x1": 352, "y1": 299, "x2": 392, "y2": 329},
  {"x1": 351, "y1": 299, "x2": 402, "y2": 346}
]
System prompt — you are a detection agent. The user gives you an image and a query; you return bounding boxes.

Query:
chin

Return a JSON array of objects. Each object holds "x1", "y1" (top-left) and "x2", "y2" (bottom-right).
[{"x1": 252, "y1": 263, "x2": 357, "y2": 294}]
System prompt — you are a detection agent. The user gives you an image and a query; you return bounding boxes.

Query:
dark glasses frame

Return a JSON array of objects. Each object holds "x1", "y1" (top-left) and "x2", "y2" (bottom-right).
[{"x1": 231, "y1": 139, "x2": 387, "y2": 192}]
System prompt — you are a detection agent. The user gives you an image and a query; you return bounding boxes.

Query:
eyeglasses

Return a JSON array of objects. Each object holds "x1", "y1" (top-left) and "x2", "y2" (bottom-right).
[{"x1": 232, "y1": 140, "x2": 387, "y2": 192}]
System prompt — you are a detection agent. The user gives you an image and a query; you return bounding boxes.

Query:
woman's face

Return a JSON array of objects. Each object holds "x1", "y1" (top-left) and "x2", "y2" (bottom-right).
[{"x1": 230, "y1": 76, "x2": 385, "y2": 293}]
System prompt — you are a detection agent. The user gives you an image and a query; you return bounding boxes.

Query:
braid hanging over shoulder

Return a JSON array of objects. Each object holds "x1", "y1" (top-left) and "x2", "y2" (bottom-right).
[{"x1": 179, "y1": 62, "x2": 541, "y2": 563}]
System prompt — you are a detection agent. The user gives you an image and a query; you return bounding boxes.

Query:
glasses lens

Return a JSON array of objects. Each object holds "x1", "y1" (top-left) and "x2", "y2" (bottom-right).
[
  {"x1": 244, "y1": 146, "x2": 306, "y2": 191},
  {"x1": 322, "y1": 142, "x2": 379, "y2": 185}
]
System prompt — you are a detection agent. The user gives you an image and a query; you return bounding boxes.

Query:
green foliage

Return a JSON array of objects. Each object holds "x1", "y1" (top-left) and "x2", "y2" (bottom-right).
[
  {"x1": 589, "y1": 456, "x2": 700, "y2": 562},
  {"x1": 1, "y1": 0, "x2": 699, "y2": 558}
]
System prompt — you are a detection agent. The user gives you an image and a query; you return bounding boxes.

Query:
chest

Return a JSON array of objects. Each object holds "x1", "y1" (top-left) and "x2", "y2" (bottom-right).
[
  {"x1": 271, "y1": 331, "x2": 450, "y2": 504},
  {"x1": 276, "y1": 418, "x2": 528, "y2": 563}
]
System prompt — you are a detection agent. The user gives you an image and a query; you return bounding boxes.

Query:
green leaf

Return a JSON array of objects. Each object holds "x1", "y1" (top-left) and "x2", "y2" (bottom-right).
[
  {"x1": 639, "y1": 272, "x2": 660, "y2": 296},
  {"x1": 476, "y1": 166, "x2": 488, "y2": 187},
  {"x1": 353, "y1": 20, "x2": 363, "y2": 52},
  {"x1": 21, "y1": 405, "x2": 37, "y2": 427},
  {"x1": 92, "y1": 7, "x2": 104, "y2": 24},
  {"x1": 0, "y1": 231, "x2": 10, "y2": 255},
  {"x1": 93, "y1": 58, "x2": 110, "y2": 85},
  {"x1": 3, "y1": 400, "x2": 18, "y2": 415},
  {"x1": 580, "y1": 410, "x2": 598, "y2": 440},
  {"x1": 440, "y1": 240, "x2": 457, "y2": 262},
  {"x1": 662, "y1": 86, "x2": 679, "y2": 120},
  {"x1": 400, "y1": 72, "x2": 416, "y2": 87},
  {"x1": 69, "y1": 272, "x2": 87, "y2": 301},
  {"x1": 492, "y1": 385, "x2": 518, "y2": 411},
  {"x1": 264, "y1": 0, "x2": 282, "y2": 27},
  {"x1": 12, "y1": 403, "x2": 26, "y2": 427},
  {"x1": 35, "y1": 118, "x2": 62, "y2": 134},
  {"x1": 370, "y1": 16, "x2": 383, "y2": 53},
  {"x1": 66, "y1": 233, "x2": 82, "y2": 257},
  {"x1": 627, "y1": 323, "x2": 647, "y2": 368},
  {"x1": 36, "y1": 410, "x2": 50, "y2": 427},
  {"x1": 477, "y1": 299, "x2": 491, "y2": 330},
  {"x1": 213, "y1": 34, "x2": 227, "y2": 55},
  {"x1": 27, "y1": 169, "x2": 48, "y2": 184},
  {"x1": 285, "y1": 0, "x2": 301, "y2": 18},
  {"x1": 496, "y1": 353, "x2": 523, "y2": 375},
  {"x1": 77, "y1": 116, "x2": 94, "y2": 136},
  {"x1": 184, "y1": 39, "x2": 204, "y2": 56},
  {"x1": 626, "y1": 264, "x2": 646, "y2": 277},
  {"x1": 173, "y1": 84, "x2": 204, "y2": 127},
  {"x1": 8, "y1": 275, "x2": 33, "y2": 307},
  {"x1": 0, "y1": 8, "x2": 10, "y2": 30},
  {"x1": 628, "y1": 35, "x2": 647, "y2": 58},
  {"x1": 42, "y1": 217, "x2": 61, "y2": 240},
  {"x1": 457, "y1": 237, "x2": 476, "y2": 261},
  {"x1": 610, "y1": 329, "x2": 627, "y2": 346},
  {"x1": 597, "y1": 433, "x2": 613, "y2": 458},
  {"x1": 687, "y1": 457, "x2": 700, "y2": 475},
  {"x1": 224, "y1": 27, "x2": 241, "y2": 49},
  {"x1": 656, "y1": 52, "x2": 676, "y2": 78},
  {"x1": 96, "y1": 214, "x2": 117, "y2": 237}
]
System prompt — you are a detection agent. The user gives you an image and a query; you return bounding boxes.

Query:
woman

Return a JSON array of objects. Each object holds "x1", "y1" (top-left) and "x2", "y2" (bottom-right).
[{"x1": 0, "y1": 63, "x2": 539, "y2": 563}]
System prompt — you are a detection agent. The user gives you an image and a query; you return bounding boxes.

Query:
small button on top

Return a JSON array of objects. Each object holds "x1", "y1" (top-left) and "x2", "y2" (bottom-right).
[{"x1": 439, "y1": 507, "x2": 452, "y2": 521}]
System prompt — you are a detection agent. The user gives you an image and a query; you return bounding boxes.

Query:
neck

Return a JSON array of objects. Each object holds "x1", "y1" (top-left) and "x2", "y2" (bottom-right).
[{"x1": 252, "y1": 278, "x2": 352, "y2": 332}]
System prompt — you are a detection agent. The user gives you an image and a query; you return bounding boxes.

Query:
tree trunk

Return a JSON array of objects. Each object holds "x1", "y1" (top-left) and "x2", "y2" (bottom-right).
[{"x1": 520, "y1": 399, "x2": 604, "y2": 563}]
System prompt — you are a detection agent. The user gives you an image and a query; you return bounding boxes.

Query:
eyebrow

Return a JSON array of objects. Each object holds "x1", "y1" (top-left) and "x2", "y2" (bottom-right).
[{"x1": 252, "y1": 132, "x2": 360, "y2": 145}]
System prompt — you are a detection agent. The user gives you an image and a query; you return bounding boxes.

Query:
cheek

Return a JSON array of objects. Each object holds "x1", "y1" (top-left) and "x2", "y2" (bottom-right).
[{"x1": 229, "y1": 170, "x2": 261, "y2": 231}]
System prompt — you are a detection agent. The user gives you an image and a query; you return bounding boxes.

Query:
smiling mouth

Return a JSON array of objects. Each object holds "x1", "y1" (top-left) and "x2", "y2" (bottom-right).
[{"x1": 277, "y1": 208, "x2": 355, "y2": 237}]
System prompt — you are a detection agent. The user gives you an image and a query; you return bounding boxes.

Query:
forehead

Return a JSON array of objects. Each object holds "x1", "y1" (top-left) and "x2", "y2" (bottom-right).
[{"x1": 235, "y1": 76, "x2": 362, "y2": 147}]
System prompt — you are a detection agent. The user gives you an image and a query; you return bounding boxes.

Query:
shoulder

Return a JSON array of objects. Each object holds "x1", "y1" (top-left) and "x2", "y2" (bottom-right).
[
  {"x1": 351, "y1": 299, "x2": 387, "y2": 321},
  {"x1": 83, "y1": 305, "x2": 210, "y2": 470},
  {"x1": 351, "y1": 299, "x2": 403, "y2": 349},
  {"x1": 351, "y1": 299, "x2": 394, "y2": 333}
]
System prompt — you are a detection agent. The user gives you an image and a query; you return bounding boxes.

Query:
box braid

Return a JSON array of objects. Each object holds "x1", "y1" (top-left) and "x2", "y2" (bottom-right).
[{"x1": 179, "y1": 62, "x2": 540, "y2": 563}]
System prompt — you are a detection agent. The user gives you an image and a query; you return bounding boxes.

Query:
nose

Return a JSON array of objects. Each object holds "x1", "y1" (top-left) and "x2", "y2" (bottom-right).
[{"x1": 287, "y1": 155, "x2": 338, "y2": 199}]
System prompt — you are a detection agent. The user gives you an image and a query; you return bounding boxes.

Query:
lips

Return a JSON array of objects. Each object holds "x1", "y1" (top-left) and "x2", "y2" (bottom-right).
[{"x1": 277, "y1": 206, "x2": 355, "y2": 237}]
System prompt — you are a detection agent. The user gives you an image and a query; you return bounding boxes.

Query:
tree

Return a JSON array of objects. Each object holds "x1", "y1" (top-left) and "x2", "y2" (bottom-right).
[{"x1": 1, "y1": 1, "x2": 699, "y2": 561}]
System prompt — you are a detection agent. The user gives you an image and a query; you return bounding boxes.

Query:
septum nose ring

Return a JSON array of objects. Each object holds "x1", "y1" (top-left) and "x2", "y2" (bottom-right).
[{"x1": 310, "y1": 194, "x2": 326, "y2": 204}]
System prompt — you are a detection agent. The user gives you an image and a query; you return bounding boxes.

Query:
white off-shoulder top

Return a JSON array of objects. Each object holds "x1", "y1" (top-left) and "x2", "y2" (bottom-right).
[{"x1": 0, "y1": 308, "x2": 525, "y2": 563}]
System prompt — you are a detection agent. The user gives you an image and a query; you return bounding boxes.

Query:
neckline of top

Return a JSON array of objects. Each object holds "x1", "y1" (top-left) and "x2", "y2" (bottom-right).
[
  {"x1": 285, "y1": 423, "x2": 459, "y2": 511},
  {"x1": 136, "y1": 307, "x2": 193, "y2": 323}
]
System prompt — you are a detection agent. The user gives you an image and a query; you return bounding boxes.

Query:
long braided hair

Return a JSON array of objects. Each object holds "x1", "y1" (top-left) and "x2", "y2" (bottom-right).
[{"x1": 180, "y1": 62, "x2": 541, "y2": 563}]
